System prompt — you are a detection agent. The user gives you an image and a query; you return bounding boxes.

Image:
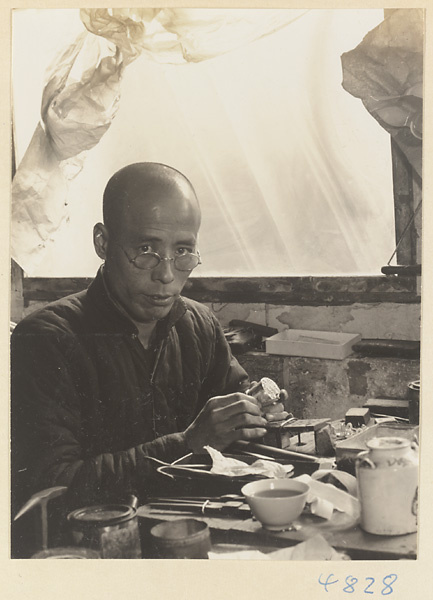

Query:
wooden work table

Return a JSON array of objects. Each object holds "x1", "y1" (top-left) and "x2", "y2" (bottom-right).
[
  {"x1": 135, "y1": 423, "x2": 418, "y2": 560},
  {"x1": 137, "y1": 504, "x2": 417, "y2": 560}
]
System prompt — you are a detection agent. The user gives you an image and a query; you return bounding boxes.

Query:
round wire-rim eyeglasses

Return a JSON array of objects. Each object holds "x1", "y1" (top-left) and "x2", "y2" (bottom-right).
[{"x1": 119, "y1": 245, "x2": 201, "y2": 272}]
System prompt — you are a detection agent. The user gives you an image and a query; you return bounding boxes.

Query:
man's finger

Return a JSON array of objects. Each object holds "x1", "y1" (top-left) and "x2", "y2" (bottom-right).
[
  {"x1": 246, "y1": 381, "x2": 258, "y2": 394},
  {"x1": 265, "y1": 411, "x2": 290, "y2": 422},
  {"x1": 259, "y1": 394, "x2": 285, "y2": 408},
  {"x1": 262, "y1": 401, "x2": 285, "y2": 415},
  {"x1": 216, "y1": 412, "x2": 267, "y2": 432},
  {"x1": 212, "y1": 398, "x2": 262, "y2": 421},
  {"x1": 208, "y1": 393, "x2": 260, "y2": 411},
  {"x1": 233, "y1": 427, "x2": 268, "y2": 441}
]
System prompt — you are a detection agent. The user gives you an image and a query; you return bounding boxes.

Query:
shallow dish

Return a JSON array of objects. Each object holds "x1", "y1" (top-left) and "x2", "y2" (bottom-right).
[
  {"x1": 242, "y1": 479, "x2": 309, "y2": 531},
  {"x1": 157, "y1": 453, "x2": 294, "y2": 485},
  {"x1": 157, "y1": 463, "x2": 290, "y2": 485}
]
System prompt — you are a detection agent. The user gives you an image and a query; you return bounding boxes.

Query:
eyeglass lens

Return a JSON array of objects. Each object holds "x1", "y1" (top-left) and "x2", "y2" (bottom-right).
[{"x1": 134, "y1": 253, "x2": 200, "y2": 271}]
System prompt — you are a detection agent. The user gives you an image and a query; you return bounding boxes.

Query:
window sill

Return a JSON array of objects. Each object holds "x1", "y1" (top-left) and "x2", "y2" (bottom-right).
[
  {"x1": 22, "y1": 274, "x2": 420, "y2": 307},
  {"x1": 183, "y1": 275, "x2": 419, "y2": 305}
]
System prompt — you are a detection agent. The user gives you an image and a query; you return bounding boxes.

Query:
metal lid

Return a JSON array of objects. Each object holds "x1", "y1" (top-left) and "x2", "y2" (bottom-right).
[
  {"x1": 67, "y1": 504, "x2": 135, "y2": 528},
  {"x1": 366, "y1": 436, "x2": 410, "y2": 451},
  {"x1": 32, "y1": 546, "x2": 100, "y2": 559}
]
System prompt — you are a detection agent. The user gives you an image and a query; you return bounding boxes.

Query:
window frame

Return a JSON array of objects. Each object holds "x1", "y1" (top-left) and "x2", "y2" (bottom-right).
[
  {"x1": 16, "y1": 131, "x2": 422, "y2": 312},
  {"x1": 18, "y1": 272, "x2": 419, "y2": 312}
]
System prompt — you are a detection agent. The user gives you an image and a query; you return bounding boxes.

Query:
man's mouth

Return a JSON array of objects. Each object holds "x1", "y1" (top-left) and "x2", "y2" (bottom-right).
[{"x1": 145, "y1": 294, "x2": 175, "y2": 307}]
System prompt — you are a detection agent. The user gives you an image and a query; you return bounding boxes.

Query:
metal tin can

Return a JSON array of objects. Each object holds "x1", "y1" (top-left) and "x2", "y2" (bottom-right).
[
  {"x1": 67, "y1": 504, "x2": 142, "y2": 558},
  {"x1": 150, "y1": 519, "x2": 211, "y2": 559},
  {"x1": 356, "y1": 436, "x2": 418, "y2": 536}
]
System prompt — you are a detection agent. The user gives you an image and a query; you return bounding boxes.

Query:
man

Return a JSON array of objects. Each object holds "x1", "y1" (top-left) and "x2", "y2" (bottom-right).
[{"x1": 11, "y1": 163, "x2": 288, "y2": 554}]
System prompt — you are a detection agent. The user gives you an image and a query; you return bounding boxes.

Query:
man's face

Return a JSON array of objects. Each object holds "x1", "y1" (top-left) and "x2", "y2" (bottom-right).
[{"x1": 102, "y1": 186, "x2": 200, "y2": 324}]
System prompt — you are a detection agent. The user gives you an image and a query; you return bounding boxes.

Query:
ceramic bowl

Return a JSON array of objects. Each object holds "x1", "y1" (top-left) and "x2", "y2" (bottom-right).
[{"x1": 242, "y1": 478, "x2": 309, "y2": 530}]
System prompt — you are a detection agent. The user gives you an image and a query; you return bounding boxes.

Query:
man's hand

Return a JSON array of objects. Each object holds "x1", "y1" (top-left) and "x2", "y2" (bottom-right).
[
  {"x1": 261, "y1": 388, "x2": 290, "y2": 423},
  {"x1": 184, "y1": 393, "x2": 268, "y2": 453},
  {"x1": 247, "y1": 381, "x2": 290, "y2": 423}
]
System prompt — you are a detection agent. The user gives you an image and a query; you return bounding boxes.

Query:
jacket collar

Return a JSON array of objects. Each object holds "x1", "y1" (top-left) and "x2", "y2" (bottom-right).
[{"x1": 86, "y1": 267, "x2": 187, "y2": 337}]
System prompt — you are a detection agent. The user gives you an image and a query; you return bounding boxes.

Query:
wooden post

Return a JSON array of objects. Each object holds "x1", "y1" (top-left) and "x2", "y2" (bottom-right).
[
  {"x1": 11, "y1": 124, "x2": 24, "y2": 324},
  {"x1": 390, "y1": 139, "x2": 418, "y2": 266},
  {"x1": 11, "y1": 259, "x2": 24, "y2": 324}
]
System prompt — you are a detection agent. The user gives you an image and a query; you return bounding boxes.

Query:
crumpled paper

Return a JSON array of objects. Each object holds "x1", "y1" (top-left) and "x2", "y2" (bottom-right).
[
  {"x1": 13, "y1": 8, "x2": 309, "y2": 273},
  {"x1": 209, "y1": 534, "x2": 349, "y2": 560},
  {"x1": 311, "y1": 469, "x2": 358, "y2": 497},
  {"x1": 80, "y1": 8, "x2": 162, "y2": 65},
  {"x1": 341, "y1": 8, "x2": 423, "y2": 177},
  {"x1": 205, "y1": 446, "x2": 293, "y2": 479},
  {"x1": 11, "y1": 32, "x2": 124, "y2": 272},
  {"x1": 296, "y1": 473, "x2": 360, "y2": 521},
  {"x1": 80, "y1": 8, "x2": 308, "y2": 65},
  {"x1": 41, "y1": 34, "x2": 123, "y2": 161}
]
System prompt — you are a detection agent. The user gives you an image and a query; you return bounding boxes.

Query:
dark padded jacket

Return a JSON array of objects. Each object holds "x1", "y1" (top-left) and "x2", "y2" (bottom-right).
[{"x1": 11, "y1": 269, "x2": 249, "y2": 515}]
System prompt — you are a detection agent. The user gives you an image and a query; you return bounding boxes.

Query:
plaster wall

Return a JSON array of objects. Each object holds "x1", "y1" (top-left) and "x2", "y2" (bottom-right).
[
  {"x1": 204, "y1": 302, "x2": 421, "y2": 341},
  {"x1": 23, "y1": 299, "x2": 421, "y2": 342}
]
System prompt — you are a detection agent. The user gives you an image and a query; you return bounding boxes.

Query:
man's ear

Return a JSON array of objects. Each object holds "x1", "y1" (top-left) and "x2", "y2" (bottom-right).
[{"x1": 93, "y1": 223, "x2": 109, "y2": 260}]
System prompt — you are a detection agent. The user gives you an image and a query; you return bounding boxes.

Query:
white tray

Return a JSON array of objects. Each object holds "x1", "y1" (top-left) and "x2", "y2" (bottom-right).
[{"x1": 265, "y1": 329, "x2": 361, "y2": 360}]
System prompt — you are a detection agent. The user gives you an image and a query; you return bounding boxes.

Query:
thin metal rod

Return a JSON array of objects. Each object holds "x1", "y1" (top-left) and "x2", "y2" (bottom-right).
[
  {"x1": 387, "y1": 200, "x2": 422, "y2": 266},
  {"x1": 41, "y1": 503, "x2": 48, "y2": 551}
]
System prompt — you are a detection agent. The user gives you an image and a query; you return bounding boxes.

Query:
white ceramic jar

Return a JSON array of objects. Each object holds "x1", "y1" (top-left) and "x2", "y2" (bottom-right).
[{"x1": 356, "y1": 436, "x2": 418, "y2": 536}]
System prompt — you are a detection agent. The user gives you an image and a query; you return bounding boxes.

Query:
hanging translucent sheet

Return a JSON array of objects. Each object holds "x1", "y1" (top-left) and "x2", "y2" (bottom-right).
[{"x1": 12, "y1": 9, "x2": 395, "y2": 276}]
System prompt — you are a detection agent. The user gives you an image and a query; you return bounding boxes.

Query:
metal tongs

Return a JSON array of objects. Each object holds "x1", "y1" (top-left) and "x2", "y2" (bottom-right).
[{"x1": 147, "y1": 494, "x2": 251, "y2": 518}]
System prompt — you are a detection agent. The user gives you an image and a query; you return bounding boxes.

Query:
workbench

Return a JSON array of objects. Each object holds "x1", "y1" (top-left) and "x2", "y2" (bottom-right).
[{"x1": 137, "y1": 504, "x2": 417, "y2": 560}]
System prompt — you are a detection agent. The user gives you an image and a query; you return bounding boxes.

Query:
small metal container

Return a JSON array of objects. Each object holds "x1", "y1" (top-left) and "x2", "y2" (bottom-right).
[
  {"x1": 68, "y1": 504, "x2": 142, "y2": 559},
  {"x1": 150, "y1": 519, "x2": 211, "y2": 559}
]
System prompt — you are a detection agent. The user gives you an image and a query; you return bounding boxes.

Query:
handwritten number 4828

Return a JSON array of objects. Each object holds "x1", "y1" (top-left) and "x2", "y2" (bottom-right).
[{"x1": 318, "y1": 574, "x2": 397, "y2": 594}]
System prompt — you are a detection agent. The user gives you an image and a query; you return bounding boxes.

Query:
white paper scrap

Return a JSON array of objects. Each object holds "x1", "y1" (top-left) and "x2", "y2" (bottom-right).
[
  {"x1": 205, "y1": 446, "x2": 293, "y2": 478},
  {"x1": 309, "y1": 497, "x2": 334, "y2": 520},
  {"x1": 295, "y1": 474, "x2": 360, "y2": 519},
  {"x1": 311, "y1": 469, "x2": 358, "y2": 497},
  {"x1": 209, "y1": 535, "x2": 349, "y2": 560}
]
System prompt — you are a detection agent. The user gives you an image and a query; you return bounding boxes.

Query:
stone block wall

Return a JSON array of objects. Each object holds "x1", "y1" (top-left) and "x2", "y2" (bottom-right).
[
  {"x1": 238, "y1": 351, "x2": 419, "y2": 421},
  {"x1": 209, "y1": 300, "x2": 420, "y2": 420}
]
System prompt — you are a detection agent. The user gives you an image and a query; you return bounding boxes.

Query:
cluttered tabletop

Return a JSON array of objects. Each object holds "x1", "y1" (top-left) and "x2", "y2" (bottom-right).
[
  {"x1": 22, "y1": 377, "x2": 419, "y2": 561},
  {"x1": 136, "y1": 418, "x2": 418, "y2": 561}
]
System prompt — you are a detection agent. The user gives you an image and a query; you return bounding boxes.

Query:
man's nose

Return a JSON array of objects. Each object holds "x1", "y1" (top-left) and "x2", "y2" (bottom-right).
[{"x1": 151, "y1": 257, "x2": 175, "y2": 284}]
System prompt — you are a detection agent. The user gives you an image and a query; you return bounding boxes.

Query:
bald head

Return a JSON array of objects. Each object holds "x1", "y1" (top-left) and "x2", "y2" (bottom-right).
[
  {"x1": 103, "y1": 162, "x2": 201, "y2": 234},
  {"x1": 94, "y1": 162, "x2": 201, "y2": 322}
]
